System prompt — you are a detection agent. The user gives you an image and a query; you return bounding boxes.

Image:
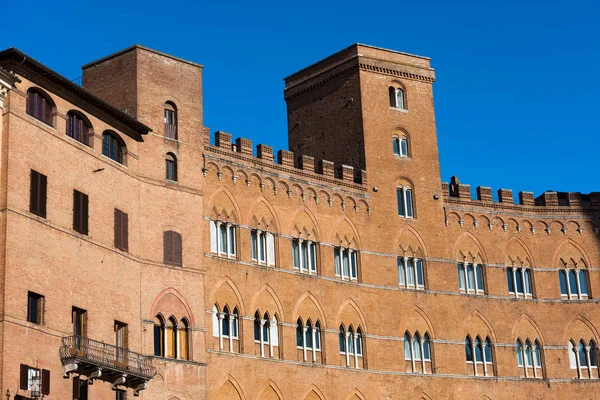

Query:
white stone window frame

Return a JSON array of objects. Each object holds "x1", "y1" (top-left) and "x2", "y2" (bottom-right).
[
  {"x1": 334, "y1": 246, "x2": 358, "y2": 281},
  {"x1": 251, "y1": 229, "x2": 275, "y2": 267},
  {"x1": 560, "y1": 268, "x2": 589, "y2": 300},
  {"x1": 458, "y1": 262, "x2": 485, "y2": 295},
  {"x1": 292, "y1": 238, "x2": 317, "y2": 275},
  {"x1": 508, "y1": 266, "x2": 534, "y2": 299},
  {"x1": 569, "y1": 339, "x2": 598, "y2": 379},
  {"x1": 210, "y1": 220, "x2": 237, "y2": 258},
  {"x1": 398, "y1": 256, "x2": 425, "y2": 290}
]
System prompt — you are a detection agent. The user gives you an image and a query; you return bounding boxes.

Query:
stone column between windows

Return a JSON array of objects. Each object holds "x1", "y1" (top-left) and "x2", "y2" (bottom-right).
[
  {"x1": 269, "y1": 319, "x2": 275, "y2": 358},
  {"x1": 345, "y1": 332, "x2": 351, "y2": 367},
  {"x1": 574, "y1": 346, "x2": 582, "y2": 379},
  {"x1": 419, "y1": 339, "x2": 426, "y2": 373},
  {"x1": 226, "y1": 223, "x2": 233, "y2": 258},
  {"x1": 299, "y1": 239, "x2": 305, "y2": 272},
  {"x1": 228, "y1": 314, "x2": 234, "y2": 353},
  {"x1": 302, "y1": 325, "x2": 308, "y2": 361},
  {"x1": 575, "y1": 269, "x2": 582, "y2": 300},
  {"x1": 481, "y1": 342, "x2": 488, "y2": 377},
  {"x1": 566, "y1": 269, "x2": 573, "y2": 300},
  {"x1": 307, "y1": 240, "x2": 313, "y2": 273},
  {"x1": 216, "y1": 221, "x2": 222, "y2": 255},
  {"x1": 409, "y1": 337, "x2": 416, "y2": 372},
  {"x1": 163, "y1": 324, "x2": 169, "y2": 357},
  {"x1": 217, "y1": 313, "x2": 225, "y2": 351},
  {"x1": 521, "y1": 345, "x2": 528, "y2": 378},
  {"x1": 175, "y1": 324, "x2": 180, "y2": 359},
  {"x1": 471, "y1": 342, "x2": 478, "y2": 376},
  {"x1": 259, "y1": 319, "x2": 266, "y2": 358},
  {"x1": 511, "y1": 267, "x2": 518, "y2": 298},
  {"x1": 520, "y1": 268, "x2": 529, "y2": 298},
  {"x1": 402, "y1": 188, "x2": 409, "y2": 216},
  {"x1": 464, "y1": 263, "x2": 470, "y2": 294},
  {"x1": 585, "y1": 346, "x2": 593, "y2": 379},
  {"x1": 473, "y1": 263, "x2": 480, "y2": 293},
  {"x1": 532, "y1": 344, "x2": 539, "y2": 378},
  {"x1": 403, "y1": 257, "x2": 409, "y2": 288},
  {"x1": 354, "y1": 334, "x2": 359, "y2": 369},
  {"x1": 311, "y1": 327, "x2": 317, "y2": 362}
]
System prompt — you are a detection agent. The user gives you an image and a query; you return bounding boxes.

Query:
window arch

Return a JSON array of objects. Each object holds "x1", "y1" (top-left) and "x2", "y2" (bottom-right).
[
  {"x1": 164, "y1": 101, "x2": 178, "y2": 140},
  {"x1": 516, "y1": 338, "x2": 543, "y2": 378},
  {"x1": 339, "y1": 324, "x2": 364, "y2": 369},
  {"x1": 392, "y1": 135, "x2": 409, "y2": 157},
  {"x1": 167, "y1": 317, "x2": 177, "y2": 359},
  {"x1": 66, "y1": 111, "x2": 93, "y2": 147},
  {"x1": 153, "y1": 315, "x2": 165, "y2": 357},
  {"x1": 253, "y1": 311, "x2": 279, "y2": 359},
  {"x1": 166, "y1": 152, "x2": 178, "y2": 182},
  {"x1": 179, "y1": 318, "x2": 190, "y2": 360},
  {"x1": 389, "y1": 86, "x2": 406, "y2": 110},
  {"x1": 297, "y1": 317, "x2": 322, "y2": 363},
  {"x1": 396, "y1": 183, "x2": 414, "y2": 218},
  {"x1": 569, "y1": 338, "x2": 598, "y2": 379},
  {"x1": 465, "y1": 334, "x2": 494, "y2": 377},
  {"x1": 404, "y1": 331, "x2": 432, "y2": 373},
  {"x1": 213, "y1": 304, "x2": 239, "y2": 353},
  {"x1": 26, "y1": 88, "x2": 54, "y2": 126},
  {"x1": 102, "y1": 131, "x2": 126, "y2": 164}
]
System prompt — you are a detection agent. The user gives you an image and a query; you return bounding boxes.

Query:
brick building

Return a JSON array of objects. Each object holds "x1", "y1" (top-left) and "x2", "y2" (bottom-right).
[{"x1": 0, "y1": 43, "x2": 598, "y2": 399}]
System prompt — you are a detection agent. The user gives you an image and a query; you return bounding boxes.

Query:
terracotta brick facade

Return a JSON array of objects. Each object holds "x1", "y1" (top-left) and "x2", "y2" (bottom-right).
[{"x1": 0, "y1": 44, "x2": 598, "y2": 400}]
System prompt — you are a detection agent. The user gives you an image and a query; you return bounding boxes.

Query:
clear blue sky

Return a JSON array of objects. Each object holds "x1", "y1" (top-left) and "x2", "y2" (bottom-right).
[{"x1": 4, "y1": 0, "x2": 598, "y2": 196}]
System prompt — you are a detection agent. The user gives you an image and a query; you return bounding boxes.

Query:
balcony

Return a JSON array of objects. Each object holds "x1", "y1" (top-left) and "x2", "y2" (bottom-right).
[
  {"x1": 164, "y1": 123, "x2": 178, "y2": 140},
  {"x1": 59, "y1": 335, "x2": 156, "y2": 396}
]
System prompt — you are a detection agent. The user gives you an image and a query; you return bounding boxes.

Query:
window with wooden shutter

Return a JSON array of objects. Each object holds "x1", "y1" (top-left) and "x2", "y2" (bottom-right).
[
  {"x1": 29, "y1": 170, "x2": 47, "y2": 218},
  {"x1": 73, "y1": 190, "x2": 89, "y2": 235},
  {"x1": 20, "y1": 364, "x2": 29, "y2": 390},
  {"x1": 114, "y1": 209, "x2": 129, "y2": 251},
  {"x1": 163, "y1": 230, "x2": 182, "y2": 266},
  {"x1": 72, "y1": 375, "x2": 80, "y2": 399},
  {"x1": 27, "y1": 291, "x2": 44, "y2": 325},
  {"x1": 26, "y1": 90, "x2": 54, "y2": 126},
  {"x1": 41, "y1": 369, "x2": 50, "y2": 395}
]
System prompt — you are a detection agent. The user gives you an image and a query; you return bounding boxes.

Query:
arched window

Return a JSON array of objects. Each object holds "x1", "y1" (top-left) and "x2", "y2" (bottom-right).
[
  {"x1": 210, "y1": 220, "x2": 237, "y2": 257},
  {"x1": 516, "y1": 339, "x2": 524, "y2": 366},
  {"x1": 222, "y1": 306, "x2": 231, "y2": 337},
  {"x1": 404, "y1": 330, "x2": 431, "y2": 373},
  {"x1": 305, "y1": 320, "x2": 313, "y2": 349},
  {"x1": 579, "y1": 340, "x2": 587, "y2": 367},
  {"x1": 167, "y1": 317, "x2": 177, "y2": 358},
  {"x1": 179, "y1": 318, "x2": 189, "y2": 360},
  {"x1": 66, "y1": 111, "x2": 92, "y2": 146},
  {"x1": 423, "y1": 333, "x2": 431, "y2": 361},
  {"x1": 297, "y1": 318, "x2": 304, "y2": 348},
  {"x1": 271, "y1": 316, "x2": 279, "y2": 348},
  {"x1": 296, "y1": 318, "x2": 321, "y2": 363},
  {"x1": 26, "y1": 89, "x2": 54, "y2": 126},
  {"x1": 389, "y1": 86, "x2": 406, "y2": 110},
  {"x1": 392, "y1": 136, "x2": 408, "y2": 157},
  {"x1": 251, "y1": 229, "x2": 275, "y2": 266},
  {"x1": 314, "y1": 321, "x2": 321, "y2": 351},
  {"x1": 466, "y1": 334, "x2": 493, "y2": 376},
  {"x1": 404, "y1": 332, "x2": 412, "y2": 360},
  {"x1": 254, "y1": 311, "x2": 261, "y2": 342},
  {"x1": 339, "y1": 325, "x2": 346, "y2": 353},
  {"x1": 396, "y1": 185, "x2": 414, "y2": 218},
  {"x1": 559, "y1": 268, "x2": 589, "y2": 300},
  {"x1": 212, "y1": 304, "x2": 238, "y2": 353},
  {"x1": 166, "y1": 153, "x2": 177, "y2": 181},
  {"x1": 292, "y1": 237, "x2": 317, "y2": 274},
  {"x1": 356, "y1": 327, "x2": 363, "y2": 356},
  {"x1": 458, "y1": 262, "x2": 485, "y2": 295},
  {"x1": 164, "y1": 102, "x2": 178, "y2": 140},
  {"x1": 102, "y1": 131, "x2": 125, "y2": 164},
  {"x1": 334, "y1": 246, "x2": 358, "y2": 281},
  {"x1": 154, "y1": 315, "x2": 165, "y2": 357},
  {"x1": 507, "y1": 266, "x2": 533, "y2": 298},
  {"x1": 397, "y1": 256, "x2": 425, "y2": 289}
]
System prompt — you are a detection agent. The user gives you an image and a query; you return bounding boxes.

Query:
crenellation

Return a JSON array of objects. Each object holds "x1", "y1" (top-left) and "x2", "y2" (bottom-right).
[
  {"x1": 320, "y1": 159, "x2": 335, "y2": 178},
  {"x1": 341, "y1": 164, "x2": 354, "y2": 183},
  {"x1": 458, "y1": 183, "x2": 471, "y2": 200},
  {"x1": 256, "y1": 144, "x2": 274, "y2": 162},
  {"x1": 535, "y1": 191, "x2": 558, "y2": 207},
  {"x1": 518, "y1": 191, "x2": 535, "y2": 206},
  {"x1": 476, "y1": 186, "x2": 492, "y2": 202},
  {"x1": 591, "y1": 192, "x2": 600, "y2": 207},
  {"x1": 498, "y1": 189, "x2": 514, "y2": 204},
  {"x1": 299, "y1": 155, "x2": 315, "y2": 172},
  {"x1": 277, "y1": 149, "x2": 295, "y2": 167},
  {"x1": 235, "y1": 137, "x2": 253, "y2": 156},
  {"x1": 215, "y1": 130, "x2": 232, "y2": 149}
]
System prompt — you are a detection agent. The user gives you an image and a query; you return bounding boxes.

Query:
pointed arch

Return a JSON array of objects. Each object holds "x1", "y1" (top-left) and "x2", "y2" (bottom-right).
[
  {"x1": 216, "y1": 374, "x2": 246, "y2": 400},
  {"x1": 511, "y1": 314, "x2": 546, "y2": 345},
  {"x1": 293, "y1": 292, "x2": 327, "y2": 327},
  {"x1": 210, "y1": 276, "x2": 245, "y2": 315},
  {"x1": 302, "y1": 385, "x2": 326, "y2": 400},
  {"x1": 453, "y1": 231, "x2": 488, "y2": 263},
  {"x1": 463, "y1": 310, "x2": 497, "y2": 342},
  {"x1": 563, "y1": 315, "x2": 600, "y2": 343},
  {"x1": 149, "y1": 287, "x2": 195, "y2": 326},
  {"x1": 250, "y1": 284, "x2": 285, "y2": 321},
  {"x1": 257, "y1": 380, "x2": 284, "y2": 400},
  {"x1": 553, "y1": 239, "x2": 591, "y2": 269},
  {"x1": 394, "y1": 225, "x2": 428, "y2": 256},
  {"x1": 288, "y1": 206, "x2": 322, "y2": 240},
  {"x1": 345, "y1": 389, "x2": 366, "y2": 400},
  {"x1": 505, "y1": 236, "x2": 535, "y2": 267},
  {"x1": 336, "y1": 298, "x2": 367, "y2": 333},
  {"x1": 398, "y1": 305, "x2": 436, "y2": 338},
  {"x1": 206, "y1": 186, "x2": 242, "y2": 223},
  {"x1": 246, "y1": 196, "x2": 281, "y2": 232},
  {"x1": 331, "y1": 215, "x2": 362, "y2": 248}
]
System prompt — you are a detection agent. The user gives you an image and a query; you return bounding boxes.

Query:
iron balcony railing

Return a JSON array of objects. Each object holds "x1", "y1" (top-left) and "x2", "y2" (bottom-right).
[
  {"x1": 164, "y1": 123, "x2": 178, "y2": 140},
  {"x1": 59, "y1": 335, "x2": 156, "y2": 380}
]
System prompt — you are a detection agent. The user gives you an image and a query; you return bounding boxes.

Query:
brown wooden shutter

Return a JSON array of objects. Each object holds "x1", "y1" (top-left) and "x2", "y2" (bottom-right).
[
  {"x1": 41, "y1": 369, "x2": 50, "y2": 395},
  {"x1": 122, "y1": 211, "x2": 128, "y2": 252},
  {"x1": 73, "y1": 191, "x2": 80, "y2": 232},
  {"x1": 19, "y1": 364, "x2": 28, "y2": 390},
  {"x1": 124, "y1": 324, "x2": 129, "y2": 350},
  {"x1": 39, "y1": 173, "x2": 47, "y2": 218},
  {"x1": 72, "y1": 375, "x2": 80, "y2": 399},
  {"x1": 81, "y1": 193, "x2": 88, "y2": 235},
  {"x1": 163, "y1": 231, "x2": 172, "y2": 264},
  {"x1": 114, "y1": 209, "x2": 121, "y2": 249},
  {"x1": 82, "y1": 310, "x2": 87, "y2": 338},
  {"x1": 173, "y1": 232, "x2": 182, "y2": 266},
  {"x1": 30, "y1": 171, "x2": 38, "y2": 215}
]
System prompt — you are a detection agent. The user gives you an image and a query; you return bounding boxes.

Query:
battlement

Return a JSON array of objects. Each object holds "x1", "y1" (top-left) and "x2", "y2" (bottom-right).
[
  {"x1": 204, "y1": 129, "x2": 368, "y2": 189},
  {"x1": 443, "y1": 176, "x2": 600, "y2": 210}
]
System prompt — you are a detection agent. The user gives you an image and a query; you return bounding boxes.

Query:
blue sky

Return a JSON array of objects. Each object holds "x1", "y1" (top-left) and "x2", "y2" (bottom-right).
[{"x1": 4, "y1": 0, "x2": 598, "y2": 196}]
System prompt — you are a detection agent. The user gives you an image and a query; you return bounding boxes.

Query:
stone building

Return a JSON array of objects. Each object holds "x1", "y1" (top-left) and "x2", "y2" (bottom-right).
[{"x1": 0, "y1": 43, "x2": 598, "y2": 400}]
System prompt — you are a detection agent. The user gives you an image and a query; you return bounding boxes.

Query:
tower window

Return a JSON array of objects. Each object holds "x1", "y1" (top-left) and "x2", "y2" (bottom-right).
[
  {"x1": 66, "y1": 111, "x2": 92, "y2": 147},
  {"x1": 397, "y1": 187, "x2": 414, "y2": 218},
  {"x1": 164, "y1": 102, "x2": 178, "y2": 140},
  {"x1": 393, "y1": 137, "x2": 408, "y2": 157},
  {"x1": 389, "y1": 86, "x2": 406, "y2": 110},
  {"x1": 26, "y1": 89, "x2": 54, "y2": 126},
  {"x1": 166, "y1": 153, "x2": 178, "y2": 181},
  {"x1": 102, "y1": 131, "x2": 125, "y2": 165}
]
